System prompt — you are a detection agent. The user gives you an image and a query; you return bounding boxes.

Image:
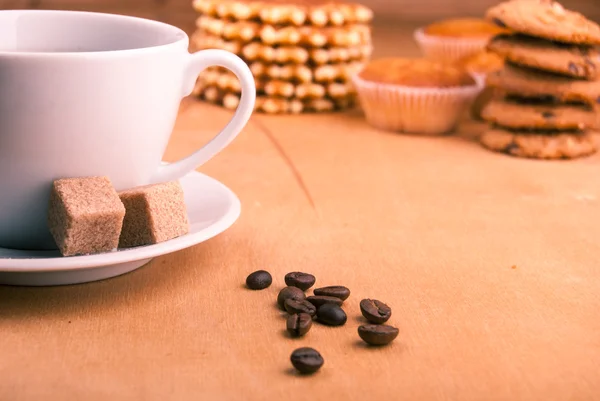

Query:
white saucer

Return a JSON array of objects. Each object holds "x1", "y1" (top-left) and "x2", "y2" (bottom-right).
[{"x1": 0, "y1": 171, "x2": 241, "y2": 287}]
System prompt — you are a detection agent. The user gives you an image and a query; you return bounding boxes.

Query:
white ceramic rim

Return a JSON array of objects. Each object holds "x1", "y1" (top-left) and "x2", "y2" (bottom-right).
[
  {"x1": 0, "y1": 9, "x2": 189, "y2": 57},
  {"x1": 0, "y1": 171, "x2": 241, "y2": 272}
]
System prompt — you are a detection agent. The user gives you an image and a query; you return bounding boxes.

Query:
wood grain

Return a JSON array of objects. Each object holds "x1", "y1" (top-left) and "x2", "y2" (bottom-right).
[{"x1": 1, "y1": 21, "x2": 600, "y2": 401}]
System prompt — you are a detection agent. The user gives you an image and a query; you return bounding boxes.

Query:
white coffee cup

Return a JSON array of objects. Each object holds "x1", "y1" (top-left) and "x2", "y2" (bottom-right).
[{"x1": 0, "y1": 9, "x2": 256, "y2": 251}]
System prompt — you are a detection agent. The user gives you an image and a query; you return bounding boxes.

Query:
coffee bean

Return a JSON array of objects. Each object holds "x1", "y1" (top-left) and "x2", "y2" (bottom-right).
[
  {"x1": 277, "y1": 286, "x2": 306, "y2": 310},
  {"x1": 568, "y1": 62, "x2": 580, "y2": 76},
  {"x1": 290, "y1": 347, "x2": 324, "y2": 374},
  {"x1": 284, "y1": 272, "x2": 316, "y2": 291},
  {"x1": 245, "y1": 270, "x2": 272, "y2": 290},
  {"x1": 284, "y1": 299, "x2": 316, "y2": 317},
  {"x1": 360, "y1": 299, "x2": 392, "y2": 324},
  {"x1": 306, "y1": 295, "x2": 343, "y2": 308},
  {"x1": 286, "y1": 313, "x2": 312, "y2": 337},
  {"x1": 541, "y1": 110, "x2": 555, "y2": 119},
  {"x1": 492, "y1": 18, "x2": 506, "y2": 28},
  {"x1": 313, "y1": 285, "x2": 350, "y2": 301},
  {"x1": 358, "y1": 324, "x2": 399, "y2": 346},
  {"x1": 316, "y1": 303, "x2": 347, "y2": 326}
]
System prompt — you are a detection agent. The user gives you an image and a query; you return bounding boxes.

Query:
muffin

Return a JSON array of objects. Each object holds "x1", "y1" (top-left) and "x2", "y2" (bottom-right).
[
  {"x1": 455, "y1": 50, "x2": 505, "y2": 85},
  {"x1": 415, "y1": 18, "x2": 508, "y2": 62},
  {"x1": 352, "y1": 57, "x2": 481, "y2": 135}
]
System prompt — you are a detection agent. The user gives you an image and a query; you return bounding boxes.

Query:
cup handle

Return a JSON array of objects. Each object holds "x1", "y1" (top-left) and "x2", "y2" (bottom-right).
[{"x1": 151, "y1": 49, "x2": 256, "y2": 183}]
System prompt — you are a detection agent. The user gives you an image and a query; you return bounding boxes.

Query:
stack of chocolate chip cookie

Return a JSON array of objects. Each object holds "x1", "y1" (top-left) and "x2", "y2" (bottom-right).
[
  {"x1": 190, "y1": 0, "x2": 373, "y2": 114},
  {"x1": 478, "y1": 0, "x2": 600, "y2": 160}
]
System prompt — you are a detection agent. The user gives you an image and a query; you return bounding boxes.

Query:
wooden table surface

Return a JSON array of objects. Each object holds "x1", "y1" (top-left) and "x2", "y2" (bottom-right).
[{"x1": 2, "y1": 24, "x2": 600, "y2": 401}]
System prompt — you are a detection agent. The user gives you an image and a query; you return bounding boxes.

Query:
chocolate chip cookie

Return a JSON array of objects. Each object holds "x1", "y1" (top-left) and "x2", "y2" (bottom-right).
[
  {"x1": 488, "y1": 34, "x2": 599, "y2": 79},
  {"x1": 480, "y1": 128, "x2": 597, "y2": 159},
  {"x1": 481, "y1": 97, "x2": 599, "y2": 130},
  {"x1": 486, "y1": 63, "x2": 600, "y2": 106},
  {"x1": 471, "y1": 86, "x2": 500, "y2": 120},
  {"x1": 486, "y1": 0, "x2": 600, "y2": 45}
]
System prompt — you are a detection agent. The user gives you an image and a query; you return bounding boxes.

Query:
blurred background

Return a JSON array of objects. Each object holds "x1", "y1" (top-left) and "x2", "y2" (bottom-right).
[{"x1": 1, "y1": 0, "x2": 598, "y2": 34}]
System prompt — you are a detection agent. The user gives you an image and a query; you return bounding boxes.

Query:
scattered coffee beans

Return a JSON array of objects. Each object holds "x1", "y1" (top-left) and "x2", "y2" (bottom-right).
[
  {"x1": 316, "y1": 303, "x2": 347, "y2": 326},
  {"x1": 306, "y1": 295, "x2": 343, "y2": 308},
  {"x1": 284, "y1": 299, "x2": 317, "y2": 317},
  {"x1": 284, "y1": 272, "x2": 316, "y2": 291},
  {"x1": 277, "y1": 286, "x2": 306, "y2": 310},
  {"x1": 245, "y1": 270, "x2": 272, "y2": 290},
  {"x1": 360, "y1": 298, "x2": 392, "y2": 324},
  {"x1": 313, "y1": 285, "x2": 351, "y2": 301},
  {"x1": 290, "y1": 347, "x2": 324, "y2": 374},
  {"x1": 243, "y1": 270, "x2": 400, "y2": 373},
  {"x1": 286, "y1": 313, "x2": 312, "y2": 337},
  {"x1": 358, "y1": 324, "x2": 399, "y2": 346}
]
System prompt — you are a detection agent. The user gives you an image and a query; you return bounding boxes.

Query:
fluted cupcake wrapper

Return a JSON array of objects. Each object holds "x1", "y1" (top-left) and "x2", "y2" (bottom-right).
[
  {"x1": 414, "y1": 28, "x2": 490, "y2": 62},
  {"x1": 470, "y1": 72, "x2": 488, "y2": 87},
  {"x1": 352, "y1": 75, "x2": 481, "y2": 135}
]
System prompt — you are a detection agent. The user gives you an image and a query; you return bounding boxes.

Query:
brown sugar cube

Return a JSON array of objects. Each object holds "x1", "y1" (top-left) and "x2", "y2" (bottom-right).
[
  {"x1": 118, "y1": 181, "x2": 189, "y2": 248},
  {"x1": 47, "y1": 176, "x2": 126, "y2": 257}
]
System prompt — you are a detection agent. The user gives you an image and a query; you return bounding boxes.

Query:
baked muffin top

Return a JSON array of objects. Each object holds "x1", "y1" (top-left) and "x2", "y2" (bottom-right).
[
  {"x1": 456, "y1": 50, "x2": 505, "y2": 74},
  {"x1": 358, "y1": 58, "x2": 477, "y2": 87},
  {"x1": 424, "y1": 17, "x2": 508, "y2": 38}
]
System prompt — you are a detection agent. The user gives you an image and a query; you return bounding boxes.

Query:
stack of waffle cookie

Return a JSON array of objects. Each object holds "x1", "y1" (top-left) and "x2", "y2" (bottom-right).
[
  {"x1": 478, "y1": 0, "x2": 600, "y2": 160},
  {"x1": 191, "y1": 0, "x2": 374, "y2": 114}
]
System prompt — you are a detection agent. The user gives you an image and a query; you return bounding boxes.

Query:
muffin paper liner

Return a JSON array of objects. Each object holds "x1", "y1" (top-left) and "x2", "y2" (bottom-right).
[
  {"x1": 352, "y1": 75, "x2": 482, "y2": 135},
  {"x1": 414, "y1": 28, "x2": 491, "y2": 62},
  {"x1": 470, "y1": 72, "x2": 488, "y2": 87}
]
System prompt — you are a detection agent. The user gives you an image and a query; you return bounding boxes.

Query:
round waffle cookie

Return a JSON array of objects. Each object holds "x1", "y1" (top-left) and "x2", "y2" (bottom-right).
[
  {"x1": 191, "y1": 33, "x2": 372, "y2": 65},
  {"x1": 480, "y1": 128, "x2": 598, "y2": 160},
  {"x1": 248, "y1": 60, "x2": 364, "y2": 83},
  {"x1": 198, "y1": 67, "x2": 356, "y2": 99},
  {"x1": 196, "y1": 84, "x2": 356, "y2": 114},
  {"x1": 196, "y1": 15, "x2": 371, "y2": 47},
  {"x1": 193, "y1": 0, "x2": 374, "y2": 27}
]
